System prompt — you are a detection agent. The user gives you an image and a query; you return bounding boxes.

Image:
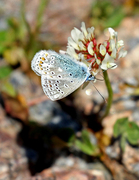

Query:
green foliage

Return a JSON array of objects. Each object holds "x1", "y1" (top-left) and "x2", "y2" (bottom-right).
[
  {"x1": 113, "y1": 117, "x2": 128, "y2": 137},
  {"x1": 113, "y1": 117, "x2": 139, "y2": 151},
  {"x1": 0, "y1": 66, "x2": 12, "y2": 79},
  {"x1": 90, "y1": 0, "x2": 125, "y2": 29},
  {"x1": 0, "y1": 0, "x2": 49, "y2": 65},
  {"x1": 1, "y1": 81, "x2": 17, "y2": 97},
  {"x1": 0, "y1": 66, "x2": 16, "y2": 97},
  {"x1": 126, "y1": 122, "x2": 139, "y2": 145},
  {"x1": 0, "y1": 0, "x2": 49, "y2": 96},
  {"x1": 75, "y1": 129, "x2": 98, "y2": 156}
]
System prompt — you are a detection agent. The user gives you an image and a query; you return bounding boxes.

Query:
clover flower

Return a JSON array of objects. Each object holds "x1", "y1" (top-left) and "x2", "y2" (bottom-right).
[{"x1": 66, "y1": 22, "x2": 127, "y2": 76}]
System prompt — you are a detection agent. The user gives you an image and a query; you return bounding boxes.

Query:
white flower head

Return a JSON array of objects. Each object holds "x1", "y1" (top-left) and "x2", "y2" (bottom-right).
[
  {"x1": 100, "y1": 53, "x2": 117, "y2": 70},
  {"x1": 66, "y1": 22, "x2": 127, "y2": 75}
]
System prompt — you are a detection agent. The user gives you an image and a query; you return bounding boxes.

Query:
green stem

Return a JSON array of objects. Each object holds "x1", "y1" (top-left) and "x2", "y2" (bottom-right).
[{"x1": 100, "y1": 70, "x2": 113, "y2": 120}]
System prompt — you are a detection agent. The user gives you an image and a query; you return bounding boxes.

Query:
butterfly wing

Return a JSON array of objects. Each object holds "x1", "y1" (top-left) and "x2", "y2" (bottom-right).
[
  {"x1": 41, "y1": 74, "x2": 86, "y2": 101},
  {"x1": 31, "y1": 50, "x2": 90, "y2": 101}
]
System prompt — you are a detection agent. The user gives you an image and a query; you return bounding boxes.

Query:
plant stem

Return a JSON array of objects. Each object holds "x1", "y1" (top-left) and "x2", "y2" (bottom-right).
[{"x1": 100, "y1": 71, "x2": 113, "y2": 120}]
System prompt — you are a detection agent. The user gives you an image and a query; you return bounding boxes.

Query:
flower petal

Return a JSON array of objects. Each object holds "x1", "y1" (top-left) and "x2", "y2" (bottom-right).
[
  {"x1": 118, "y1": 47, "x2": 127, "y2": 59},
  {"x1": 59, "y1": 50, "x2": 66, "y2": 54},
  {"x1": 117, "y1": 40, "x2": 124, "y2": 48},
  {"x1": 67, "y1": 46, "x2": 78, "y2": 59},
  {"x1": 118, "y1": 49, "x2": 127, "y2": 59},
  {"x1": 87, "y1": 27, "x2": 95, "y2": 34},
  {"x1": 109, "y1": 39, "x2": 116, "y2": 51},
  {"x1": 108, "y1": 27, "x2": 118, "y2": 39},
  {"x1": 68, "y1": 37, "x2": 79, "y2": 50},
  {"x1": 78, "y1": 32, "x2": 86, "y2": 42},
  {"x1": 100, "y1": 44, "x2": 106, "y2": 56},
  {"x1": 100, "y1": 64, "x2": 108, "y2": 70},
  {"x1": 71, "y1": 28, "x2": 81, "y2": 43},
  {"x1": 78, "y1": 41, "x2": 86, "y2": 51},
  {"x1": 111, "y1": 48, "x2": 116, "y2": 58},
  {"x1": 88, "y1": 42, "x2": 94, "y2": 55},
  {"x1": 100, "y1": 53, "x2": 117, "y2": 70},
  {"x1": 81, "y1": 22, "x2": 88, "y2": 37}
]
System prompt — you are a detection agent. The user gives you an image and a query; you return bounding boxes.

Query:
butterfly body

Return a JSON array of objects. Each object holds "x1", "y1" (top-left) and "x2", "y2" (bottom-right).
[{"x1": 31, "y1": 50, "x2": 95, "y2": 101}]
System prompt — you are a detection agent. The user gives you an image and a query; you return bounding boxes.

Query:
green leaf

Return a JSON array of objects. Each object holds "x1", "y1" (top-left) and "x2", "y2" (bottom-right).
[
  {"x1": 36, "y1": 0, "x2": 49, "y2": 30},
  {"x1": 113, "y1": 117, "x2": 128, "y2": 137},
  {"x1": 81, "y1": 130, "x2": 94, "y2": 150},
  {"x1": 126, "y1": 122, "x2": 139, "y2": 145},
  {"x1": 0, "y1": 31, "x2": 8, "y2": 54},
  {"x1": 75, "y1": 139, "x2": 94, "y2": 156},
  {"x1": 120, "y1": 135, "x2": 126, "y2": 152},
  {"x1": 0, "y1": 30, "x2": 7, "y2": 42},
  {"x1": 1, "y1": 81, "x2": 17, "y2": 97},
  {"x1": 75, "y1": 129, "x2": 98, "y2": 156},
  {"x1": 0, "y1": 66, "x2": 12, "y2": 79}
]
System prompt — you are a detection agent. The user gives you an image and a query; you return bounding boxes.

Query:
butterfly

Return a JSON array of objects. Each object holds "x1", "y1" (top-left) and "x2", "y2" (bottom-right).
[{"x1": 31, "y1": 50, "x2": 95, "y2": 101}]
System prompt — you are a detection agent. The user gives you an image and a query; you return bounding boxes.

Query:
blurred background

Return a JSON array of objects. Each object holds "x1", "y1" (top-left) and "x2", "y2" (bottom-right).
[{"x1": 0, "y1": 0, "x2": 139, "y2": 179}]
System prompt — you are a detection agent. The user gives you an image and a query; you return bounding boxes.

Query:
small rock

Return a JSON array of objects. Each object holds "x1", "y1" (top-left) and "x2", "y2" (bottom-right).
[
  {"x1": 105, "y1": 141, "x2": 120, "y2": 159},
  {"x1": 29, "y1": 100, "x2": 81, "y2": 131},
  {"x1": 132, "y1": 109, "x2": 139, "y2": 122},
  {"x1": 123, "y1": 99, "x2": 136, "y2": 110},
  {"x1": 122, "y1": 144, "x2": 139, "y2": 178}
]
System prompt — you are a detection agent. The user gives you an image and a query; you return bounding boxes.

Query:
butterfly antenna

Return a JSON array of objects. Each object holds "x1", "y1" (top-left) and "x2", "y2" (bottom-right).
[
  {"x1": 91, "y1": 82, "x2": 107, "y2": 103},
  {"x1": 98, "y1": 72, "x2": 104, "y2": 78},
  {"x1": 95, "y1": 77, "x2": 104, "y2": 81}
]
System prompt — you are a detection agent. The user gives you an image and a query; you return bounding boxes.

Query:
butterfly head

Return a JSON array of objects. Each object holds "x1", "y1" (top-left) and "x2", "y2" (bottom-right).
[{"x1": 86, "y1": 74, "x2": 96, "y2": 82}]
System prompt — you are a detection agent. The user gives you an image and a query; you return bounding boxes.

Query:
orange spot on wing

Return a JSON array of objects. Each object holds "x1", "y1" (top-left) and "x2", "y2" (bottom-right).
[{"x1": 41, "y1": 57, "x2": 45, "y2": 60}]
